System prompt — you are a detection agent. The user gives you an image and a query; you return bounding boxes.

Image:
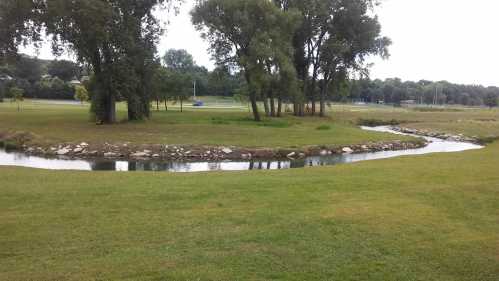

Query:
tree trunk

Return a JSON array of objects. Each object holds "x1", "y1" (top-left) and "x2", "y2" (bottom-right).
[
  {"x1": 244, "y1": 71, "x2": 261, "y2": 122},
  {"x1": 180, "y1": 99, "x2": 183, "y2": 112},
  {"x1": 311, "y1": 95, "x2": 316, "y2": 116},
  {"x1": 250, "y1": 97, "x2": 261, "y2": 121},
  {"x1": 156, "y1": 99, "x2": 159, "y2": 111},
  {"x1": 320, "y1": 81, "x2": 328, "y2": 117},
  {"x1": 269, "y1": 91, "x2": 276, "y2": 117},
  {"x1": 104, "y1": 92, "x2": 116, "y2": 123},
  {"x1": 263, "y1": 97, "x2": 270, "y2": 117},
  {"x1": 164, "y1": 100, "x2": 168, "y2": 111},
  {"x1": 277, "y1": 97, "x2": 282, "y2": 117}
]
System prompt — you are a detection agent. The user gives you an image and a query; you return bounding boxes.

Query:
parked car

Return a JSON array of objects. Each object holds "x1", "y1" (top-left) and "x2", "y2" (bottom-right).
[{"x1": 193, "y1": 100, "x2": 204, "y2": 107}]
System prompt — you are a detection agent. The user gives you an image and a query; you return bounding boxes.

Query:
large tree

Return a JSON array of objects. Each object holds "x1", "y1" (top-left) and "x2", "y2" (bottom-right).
[
  {"x1": 273, "y1": 0, "x2": 390, "y2": 117},
  {"x1": 318, "y1": 0, "x2": 390, "y2": 116},
  {"x1": 192, "y1": 0, "x2": 300, "y2": 121},
  {"x1": 0, "y1": 0, "x2": 177, "y2": 123}
]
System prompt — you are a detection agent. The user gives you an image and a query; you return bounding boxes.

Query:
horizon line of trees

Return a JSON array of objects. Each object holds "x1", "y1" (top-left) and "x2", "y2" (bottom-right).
[
  {"x1": 0, "y1": 51, "x2": 245, "y2": 103},
  {"x1": 343, "y1": 78, "x2": 499, "y2": 108},
  {"x1": 2, "y1": 53, "x2": 498, "y2": 109}
]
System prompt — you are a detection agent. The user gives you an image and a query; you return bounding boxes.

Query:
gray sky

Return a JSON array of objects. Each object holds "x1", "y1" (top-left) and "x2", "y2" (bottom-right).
[{"x1": 21, "y1": 0, "x2": 499, "y2": 87}]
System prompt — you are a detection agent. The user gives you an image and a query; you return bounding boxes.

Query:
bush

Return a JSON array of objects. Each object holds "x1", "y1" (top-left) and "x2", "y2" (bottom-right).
[
  {"x1": 412, "y1": 107, "x2": 463, "y2": 113},
  {"x1": 357, "y1": 118, "x2": 401, "y2": 127},
  {"x1": 316, "y1": 125, "x2": 331, "y2": 131}
]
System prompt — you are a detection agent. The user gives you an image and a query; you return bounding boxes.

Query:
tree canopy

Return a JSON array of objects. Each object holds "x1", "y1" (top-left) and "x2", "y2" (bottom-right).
[
  {"x1": 163, "y1": 49, "x2": 195, "y2": 72},
  {"x1": 192, "y1": 0, "x2": 300, "y2": 121},
  {"x1": 47, "y1": 60, "x2": 81, "y2": 82},
  {"x1": 0, "y1": 0, "x2": 178, "y2": 123}
]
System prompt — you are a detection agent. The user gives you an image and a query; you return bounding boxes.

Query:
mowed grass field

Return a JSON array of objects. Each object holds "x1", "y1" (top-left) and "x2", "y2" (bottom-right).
[
  {"x1": 0, "y1": 100, "x2": 414, "y2": 148},
  {"x1": 1, "y1": 100, "x2": 499, "y2": 280},
  {"x1": 1, "y1": 143, "x2": 499, "y2": 280},
  {"x1": 2, "y1": 100, "x2": 499, "y2": 147}
]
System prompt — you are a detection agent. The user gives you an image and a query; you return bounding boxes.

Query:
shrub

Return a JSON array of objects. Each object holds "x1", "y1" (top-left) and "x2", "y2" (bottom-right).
[
  {"x1": 357, "y1": 118, "x2": 401, "y2": 127},
  {"x1": 316, "y1": 125, "x2": 331, "y2": 131}
]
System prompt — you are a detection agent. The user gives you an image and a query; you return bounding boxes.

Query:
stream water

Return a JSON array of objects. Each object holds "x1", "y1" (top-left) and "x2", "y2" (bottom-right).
[{"x1": 0, "y1": 126, "x2": 484, "y2": 172}]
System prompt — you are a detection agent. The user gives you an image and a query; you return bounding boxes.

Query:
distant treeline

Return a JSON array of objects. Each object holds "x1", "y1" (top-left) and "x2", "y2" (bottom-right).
[
  {"x1": 1, "y1": 55, "x2": 498, "y2": 108},
  {"x1": 0, "y1": 56, "x2": 81, "y2": 100},
  {"x1": 340, "y1": 78, "x2": 499, "y2": 107},
  {"x1": 0, "y1": 54, "x2": 245, "y2": 102}
]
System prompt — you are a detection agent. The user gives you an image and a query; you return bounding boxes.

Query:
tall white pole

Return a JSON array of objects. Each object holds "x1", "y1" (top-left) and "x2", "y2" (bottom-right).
[{"x1": 193, "y1": 80, "x2": 196, "y2": 99}]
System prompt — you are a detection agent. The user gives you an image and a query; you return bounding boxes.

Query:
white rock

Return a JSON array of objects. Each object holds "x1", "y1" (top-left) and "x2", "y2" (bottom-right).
[
  {"x1": 222, "y1": 148, "x2": 233, "y2": 154},
  {"x1": 152, "y1": 154, "x2": 160, "y2": 158},
  {"x1": 131, "y1": 152, "x2": 149, "y2": 158},
  {"x1": 56, "y1": 148, "x2": 70, "y2": 155},
  {"x1": 80, "y1": 142, "x2": 89, "y2": 147},
  {"x1": 73, "y1": 147, "x2": 84, "y2": 153},
  {"x1": 320, "y1": 150, "x2": 328, "y2": 156},
  {"x1": 104, "y1": 152, "x2": 119, "y2": 157},
  {"x1": 342, "y1": 147, "x2": 354, "y2": 154},
  {"x1": 287, "y1": 152, "x2": 296, "y2": 158}
]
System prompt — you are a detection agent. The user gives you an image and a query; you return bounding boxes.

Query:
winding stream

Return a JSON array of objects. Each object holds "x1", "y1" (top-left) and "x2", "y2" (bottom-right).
[{"x1": 0, "y1": 126, "x2": 484, "y2": 172}]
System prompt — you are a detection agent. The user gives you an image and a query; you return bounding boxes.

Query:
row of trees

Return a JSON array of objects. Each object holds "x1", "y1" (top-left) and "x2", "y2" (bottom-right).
[
  {"x1": 0, "y1": 50, "x2": 244, "y2": 102},
  {"x1": 344, "y1": 78, "x2": 499, "y2": 107},
  {"x1": 0, "y1": 56, "x2": 82, "y2": 100},
  {"x1": 152, "y1": 49, "x2": 244, "y2": 111},
  {"x1": 192, "y1": 0, "x2": 390, "y2": 120},
  {"x1": 2, "y1": 0, "x2": 389, "y2": 123}
]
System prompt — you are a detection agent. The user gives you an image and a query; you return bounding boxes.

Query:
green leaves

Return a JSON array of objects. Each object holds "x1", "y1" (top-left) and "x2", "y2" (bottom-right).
[{"x1": 192, "y1": 0, "x2": 300, "y2": 121}]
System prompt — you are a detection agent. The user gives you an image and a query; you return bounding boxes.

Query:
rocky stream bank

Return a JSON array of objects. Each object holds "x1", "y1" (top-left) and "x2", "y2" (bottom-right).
[{"x1": 0, "y1": 128, "x2": 430, "y2": 162}]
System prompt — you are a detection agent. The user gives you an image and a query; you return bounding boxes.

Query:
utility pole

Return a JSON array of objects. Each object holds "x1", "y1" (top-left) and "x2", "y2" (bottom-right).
[{"x1": 193, "y1": 80, "x2": 196, "y2": 100}]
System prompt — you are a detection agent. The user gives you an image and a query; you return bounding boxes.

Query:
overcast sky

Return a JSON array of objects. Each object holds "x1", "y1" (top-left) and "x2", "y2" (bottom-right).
[{"x1": 21, "y1": 0, "x2": 499, "y2": 87}]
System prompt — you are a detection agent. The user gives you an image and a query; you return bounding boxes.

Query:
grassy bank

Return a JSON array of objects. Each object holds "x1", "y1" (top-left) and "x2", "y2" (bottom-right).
[
  {"x1": 1, "y1": 143, "x2": 499, "y2": 280},
  {"x1": 0, "y1": 100, "x2": 413, "y2": 148},
  {"x1": 332, "y1": 104, "x2": 499, "y2": 139}
]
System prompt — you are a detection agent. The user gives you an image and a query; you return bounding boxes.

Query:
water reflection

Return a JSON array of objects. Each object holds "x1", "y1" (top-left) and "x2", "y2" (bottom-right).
[{"x1": 0, "y1": 126, "x2": 484, "y2": 173}]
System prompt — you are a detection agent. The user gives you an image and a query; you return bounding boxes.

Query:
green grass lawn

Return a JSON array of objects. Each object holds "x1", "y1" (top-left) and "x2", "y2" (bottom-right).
[
  {"x1": 2, "y1": 101, "x2": 498, "y2": 148},
  {"x1": 0, "y1": 100, "x2": 414, "y2": 148},
  {"x1": 332, "y1": 104, "x2": 499, "y2": 139},
  {"x1": 1, "y1": 143, "x2": 498, "y2": 280},
  {"x1": 1, "y1": 100, "x2": 499, "y2": 280}
]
